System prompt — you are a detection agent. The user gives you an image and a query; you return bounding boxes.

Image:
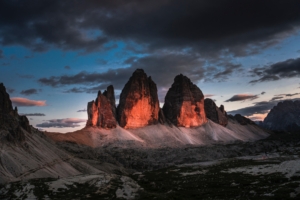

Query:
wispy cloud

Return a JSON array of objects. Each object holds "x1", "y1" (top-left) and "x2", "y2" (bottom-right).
[
  {"x1": 20, "y1": 88, "x2": 39, "y2": 96},
  {"x1": 19, "y1": 113, "x2": 46, "y2": 116},
  {"x1": 77, "y1": 109, "x2": 87, "y2": 112},
  {"x1": 250, "y1": 57, "x2": 300, "y2": 83},
  {"x1": 225, "y1": 94, "x2": 258, "y2": 102},
  {"x1": 11, "y1": 97, "x2": 46, "y2": 107},
  {"x1": 36, "y1": 118, "x2": 86, "y2": 128}
]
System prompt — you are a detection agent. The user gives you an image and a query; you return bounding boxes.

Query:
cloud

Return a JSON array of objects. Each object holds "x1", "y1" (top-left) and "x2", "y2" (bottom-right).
[
  {"x1": 18, "y1": 74, "x2": 35, "y2": 79},
  {"x1": 36, "y1": 118, "x2": 86, "y2": 128},
  {"x1": 64, "y1": 65, "x2": 71, "y2": 70},
  {"x1": 0, "y1": 0, "x2": 299, "y2": 56},
  {"x1": 0, "y1": 49, "x2": 3, "y2": 58},
  {"x1": 225, "y1": 94, "x2": 258, "y2": 102},
  {"x1": 285, "y1": 93, "x2": 299, "y2": 97},
  {"x1": 250, "y1": 57, "x2": 300, "y2": 83},
  {"x1": 24, "y1": 55, "x2": 34, "y2": 59},
  {"x1": 7, "y1": 88, "x2": 15, "y2": 94},
  {"x1": 270, "y1": 96, "x2": 283, "y2": 101},
  {"x1": 228, "y1": 101, "x2": 277, "y2": 116},
  {"x1": 20, "y1": 88, "x2": 38, "y2": 95},
  {"x1": 40, "y1": 53, "x2": 205, "y2": 89},
  {"x1": 213, "y1": 63, "x2": 242, "y2": 81},
  {"x1": 1, "y1": 62, "x2": 9, "y2": 66},
  {"x1": 77, "y1": 109, "x2": 87, "y2": 112},
  {"x1": 11, "y1": 97, "x2": 46, "y2": 107},
  {"x1": 228, "y1": 98, "x2": 300, "y2": 117},
  {"x1": 19, "y1": 113, "x2": 45, "y2": 116},
  {"x1": 204, "y1": 94, "x2": 215, "y2": 98}
]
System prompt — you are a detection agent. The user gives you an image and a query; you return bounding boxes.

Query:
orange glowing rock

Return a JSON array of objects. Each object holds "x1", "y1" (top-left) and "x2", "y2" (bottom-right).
[
  {"x1": 163, "y1": 74, "x2": 207, "y2": 127},
  {"x1": 117, "y1": 69, "x2": 160, "y2": 128},
  {"x1": 86, "y1": 86, "x2": 117, "y2": 129}
]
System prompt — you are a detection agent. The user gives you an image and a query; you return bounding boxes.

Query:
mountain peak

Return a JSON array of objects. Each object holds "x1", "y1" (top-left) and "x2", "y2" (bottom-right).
[{"x1": 163, "y1": 74, "x2": 207, "y2": 127}]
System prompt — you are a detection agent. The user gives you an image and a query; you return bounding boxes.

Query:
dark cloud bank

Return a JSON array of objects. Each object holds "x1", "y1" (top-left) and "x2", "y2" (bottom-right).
[
  {"x1": 1, "y1": 0, "x2": 300, "y2": 56},
  {"x1": 20, "y1": 113, "x2": 45, "y2": 116},
  {"x1": 36, "y1": 118, "x2": 86, "y2": 128},
  {"x1": 250, "y1": 57, "x2": 300, "y2": 83},
  {"x1": 20, "y1": 88, "x2": 39, "y2": 96}
]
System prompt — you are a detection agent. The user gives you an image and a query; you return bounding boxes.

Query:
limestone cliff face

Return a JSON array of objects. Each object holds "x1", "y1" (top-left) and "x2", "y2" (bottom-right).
[
  {"x1": 204, "y1": 98, "x2": 228, "y2": 127},
  {"x1": 86, "y1": 86, "x2": 117, "y2": 129},
  {"x1": 0, "y1": 83, "x2": 14, "y2": 115},
  {"x1": 103, "y1": 85, "x2": 116, "y2": 119},
  {"x1": 163, "y1": 74, "x2": 207, "y2": 127},
  {"x1": 117, "y1": 69, "x2": 160, "y2": 128},
  {"x1": 0, "y1": 83, "x2": 31, "y2": 142}
]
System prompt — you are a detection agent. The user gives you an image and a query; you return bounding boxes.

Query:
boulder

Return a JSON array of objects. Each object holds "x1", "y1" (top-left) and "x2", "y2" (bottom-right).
[
  {"x1": 163, "y1": 74, "x2": 207, "y2": 127},
  {"x1": 86, "y1": 88, "x2": 117, "y2": 129},
  {"x1": 204, "y1": 98, "x2": 228, "y2": 126},
  {"x1": 117, "y1": 69, "x2": 160, "y2": 128}
]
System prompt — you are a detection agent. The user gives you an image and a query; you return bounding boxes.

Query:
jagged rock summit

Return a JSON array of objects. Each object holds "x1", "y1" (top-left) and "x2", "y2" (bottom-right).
[
  {"x1": 86, "y1": 85, "x2": 117, "y2": 129},
  {"x1": 117, "y1": 69, "x2": 160, "y2": 128},
  {"x1": 204, "y1": 98, "x2": 228, "y2": 126},
  {"x1": 0, "y1": 83, "x2": 31, "y2": 142},
  {"x1": 263, "y1": 100, "x2": 300, "y2": 131},
  {"x1": 163, "y1": 74, "x2": 207, "y2": 127}
]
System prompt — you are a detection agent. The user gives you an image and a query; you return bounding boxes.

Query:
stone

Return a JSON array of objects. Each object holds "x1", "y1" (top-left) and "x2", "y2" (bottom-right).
[
  {"x1": 204, "y1": 98, "x2": 228, "y2": 126},
  {"x1": 117, "y1": 69, "x2": 160, "y2": 128},
  {"x1": 263, "y1": 100, "x2": 300, "y2": 131},
  {"x1": 163, "y1": 74, "x2": 207, "y2": 127},
  {"x1": 86, "y1": 88, "x2": 117, "y2": 129}
]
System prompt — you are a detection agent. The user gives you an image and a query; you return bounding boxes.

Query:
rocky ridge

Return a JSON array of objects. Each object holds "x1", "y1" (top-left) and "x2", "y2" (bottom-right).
[
  {"x1": 263, "y1": 100, "x2": 300, "y2": 131},
  {"x1": 86, "y1": 86, "x2": 117, "y2": 129},
  {"x1": 0, "y1": 83, "x2": 31, "y2": 142},
  {"x1": 204, "y1": 98, "x2": 228, "y2": 127}
]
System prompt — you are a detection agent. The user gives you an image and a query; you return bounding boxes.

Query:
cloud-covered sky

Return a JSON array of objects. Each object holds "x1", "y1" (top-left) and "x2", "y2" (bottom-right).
[{"x1": 1, "y1": 0, "x2": 300, "y2": 132}]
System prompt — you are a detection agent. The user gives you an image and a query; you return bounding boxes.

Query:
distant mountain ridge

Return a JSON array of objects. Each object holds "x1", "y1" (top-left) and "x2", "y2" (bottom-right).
[{"x1": 263, "y1": 100, "x2": 300, "y2": 131}]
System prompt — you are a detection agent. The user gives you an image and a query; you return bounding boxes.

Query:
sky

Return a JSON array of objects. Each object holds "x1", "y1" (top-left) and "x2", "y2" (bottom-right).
[{"x1": 1, "y1": 0, "x2": 300, "y2": 133}]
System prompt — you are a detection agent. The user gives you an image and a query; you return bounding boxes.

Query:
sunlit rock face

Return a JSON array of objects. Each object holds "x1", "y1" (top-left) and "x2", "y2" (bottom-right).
[
  {"x1": 204, "y1": 98, "x2": 228, "y2": 127},
  {"x1": 86, "y1": 86, "x2": 117, "y2": 129},
  {"x1": 163, "y1": 74, "x2": 207, "y2": 127},
  {"x1": 117, "y1": 69, "x2": 160, "y2": 128}
]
